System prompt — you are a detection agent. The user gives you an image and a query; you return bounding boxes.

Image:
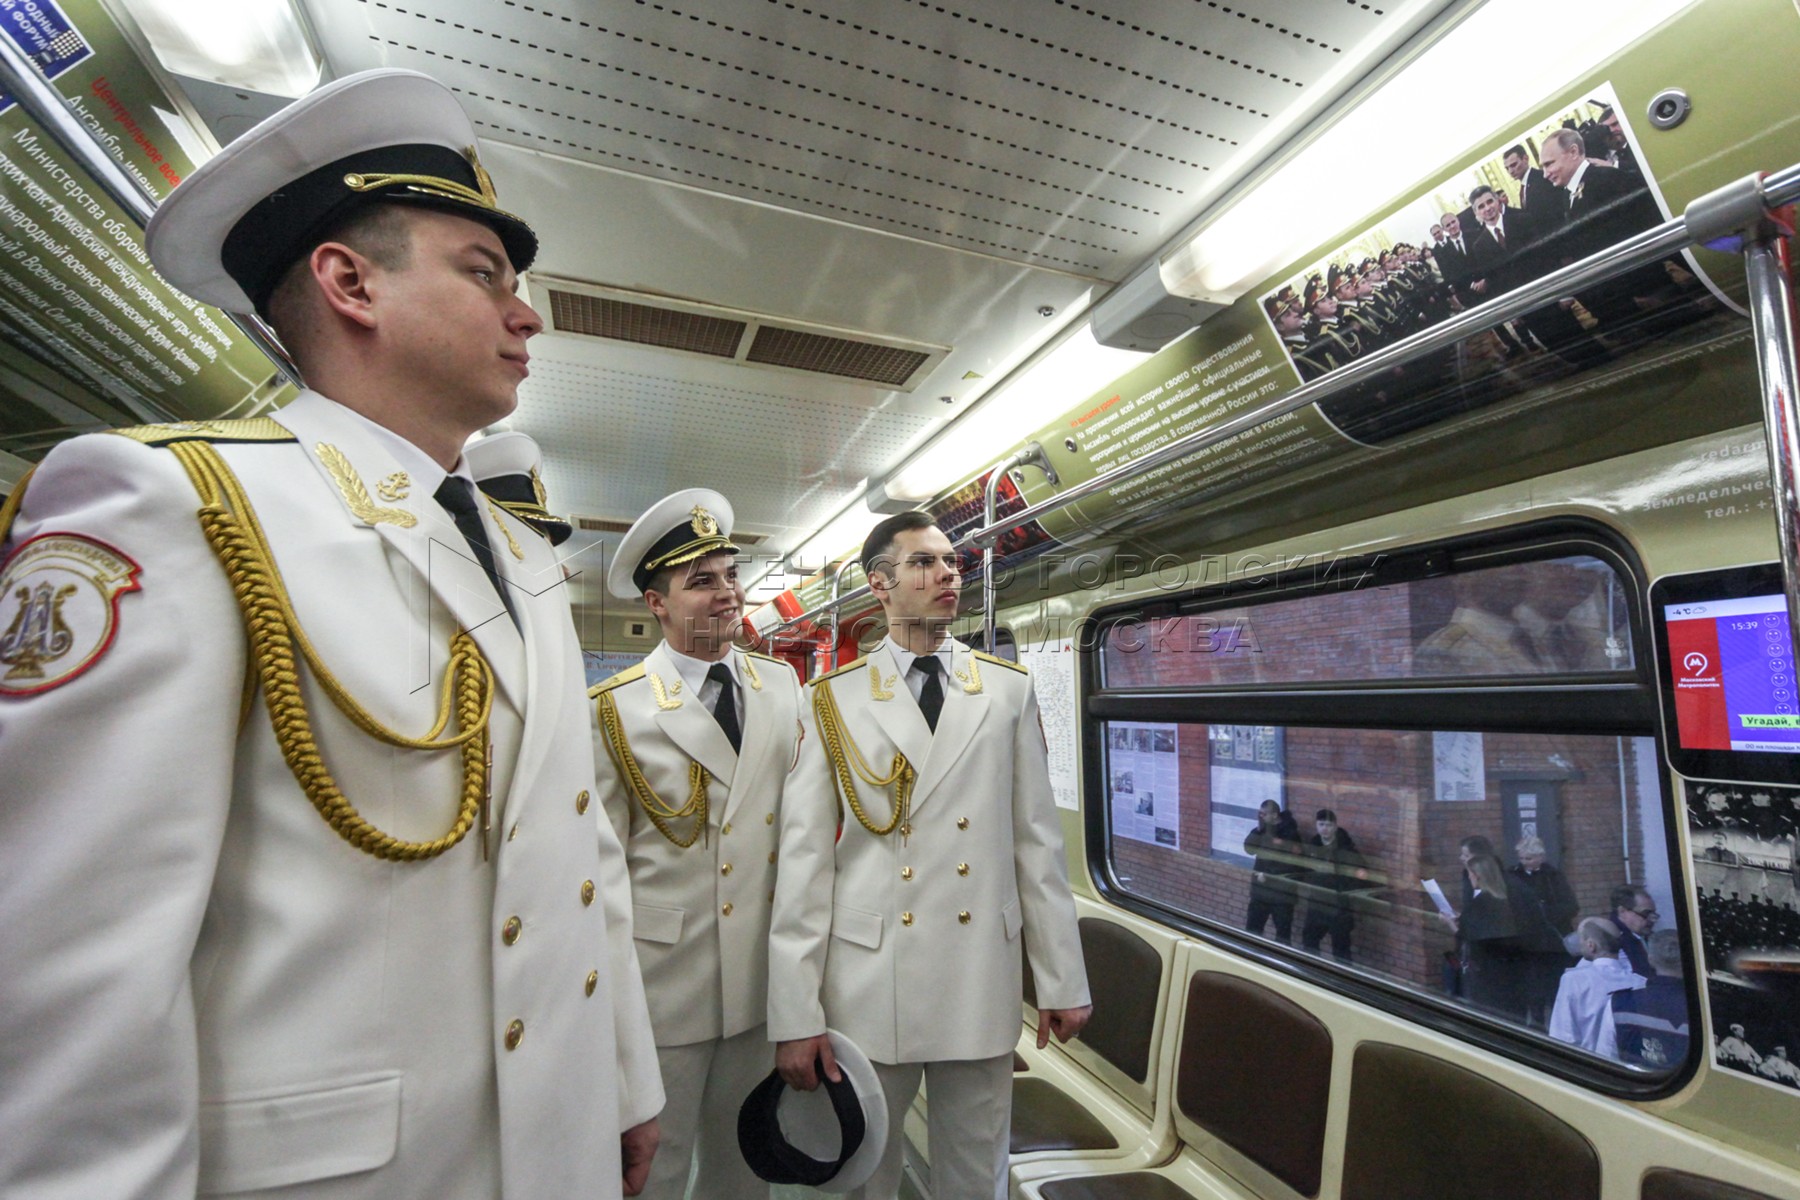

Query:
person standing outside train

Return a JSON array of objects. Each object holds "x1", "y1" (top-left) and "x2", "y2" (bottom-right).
[
  {"x1": 770, "y1": 511, "x2": 1090, "y2": 1199},
  {"x1": 589, "y1": 490, "x2": 804, "y2": 1200},
  {"x1": 0, "y1": 70, "x2": 661, "y2": 1197},
  {"x1": 1612, "y1": 885, "x2": 1659, "y2": 978},
  {"x1": 1245, "y1": 800, "x2": 1305, "y2": 944},
  {"x1": 1301, "y1": 808, "x2": 1370, "y2": 962}
]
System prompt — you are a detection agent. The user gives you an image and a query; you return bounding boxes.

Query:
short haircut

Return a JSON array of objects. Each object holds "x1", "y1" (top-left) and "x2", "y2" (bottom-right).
[
  {"x1": 264, "y1": 203, "x2": 416, "y2": 347},
  {"x1": 1610, "y1": 884, "x2": 1650, "y2": 913},
  {"x1": 1646, "y1": 928, "x2": 1683, "y2": 973},
  {"x1": 1468, "y1": 184, "x2": 1497, "y2": 205},
  {"x1": 1315, "y1": 808, "x2": 1337, "y2": 823},
  {"x1": 861, "y1": 511, "x2": 939, "y2": 580},
  {"x1": 1515, "y1": 834, "x2": 1546, "y2": 858},
  {"x1": 1460, "y1": 834, "x2": 1496, "y2": 857},
  {"x1": 1579, "y1": 916, "x2": 1620, "y2": 955},
  {"x1": 1543, "y1": 127, "x2": 1586, "y2": 157},
  {"x1": 1503, "y1": 143, "x2": 1527, "y2": 160}
]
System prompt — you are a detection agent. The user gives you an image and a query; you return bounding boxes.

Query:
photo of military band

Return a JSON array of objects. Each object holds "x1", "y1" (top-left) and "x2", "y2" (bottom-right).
[{"x1": 1260, "y1": 84, "x2": 1727, "y2": 446}]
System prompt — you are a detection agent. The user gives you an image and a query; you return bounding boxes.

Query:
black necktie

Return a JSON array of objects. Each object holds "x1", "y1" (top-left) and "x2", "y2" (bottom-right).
[
  {"x1": 707, "y1": 663, "x2": 741, "y2": 753},
  {"x1": 914, "y1": 657, "x2": 944, "y2": 734},
  {"x1": 434, "y1": 475, "x2": 517, "y2": 630}
]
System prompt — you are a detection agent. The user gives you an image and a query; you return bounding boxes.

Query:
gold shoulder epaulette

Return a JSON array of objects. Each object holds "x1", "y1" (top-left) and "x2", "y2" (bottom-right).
[
  {"x1": 746, "y1": 650, "x2": 786, "y2": 664},
  {"x1": 588, "y1": 662, "x2": 647, "y2": 698},
  {"x1": 109, "y1": 418, "x2": 296, "y2": 446},
  {"x1": 974, "y1": 650, "x2": 1027, "y2": 673},
  {"x1": 811, "y1": 655, "x2": 867, "y2": 685}
]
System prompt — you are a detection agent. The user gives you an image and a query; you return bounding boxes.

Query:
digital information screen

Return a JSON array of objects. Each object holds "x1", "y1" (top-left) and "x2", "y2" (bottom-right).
[{"x1": 1663, "y1": 594, "x2": 1800, "y2": 753}]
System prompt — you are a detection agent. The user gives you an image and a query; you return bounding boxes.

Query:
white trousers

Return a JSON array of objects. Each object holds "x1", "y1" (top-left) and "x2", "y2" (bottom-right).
[
  {"x1": 641, "y1": 1023, "x2": 773, "y2": 1200},
  {"x1": 851, "y1": 1052, "x2": 1013, "y2": 1200}
]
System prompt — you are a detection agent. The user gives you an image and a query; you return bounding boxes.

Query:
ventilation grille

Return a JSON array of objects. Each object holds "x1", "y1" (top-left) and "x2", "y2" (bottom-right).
[
  {"x1": 550, "y1": 293, "x2": 745, "y2": 357},
  {"x1": 539, "y1": 279, "x2": 946, "y2": 391},
  {"x1": 745, "y1": 326, "x2": 931, "y2": 385}
]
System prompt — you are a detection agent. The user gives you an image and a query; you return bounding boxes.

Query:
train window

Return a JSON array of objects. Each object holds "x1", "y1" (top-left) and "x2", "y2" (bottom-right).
[
  {"x1": 1101, "y1": 553, "x2": 1635, "y2": 688},
  {"x1": 1090, "y1": 538, "x2": 1691, "y2": 1086}
]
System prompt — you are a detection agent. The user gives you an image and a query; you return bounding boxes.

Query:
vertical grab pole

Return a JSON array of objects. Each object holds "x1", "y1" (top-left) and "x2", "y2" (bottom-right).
[
  {"x1": 1746, "y1": 235, "x2": 1800, "y2": 660},
  {"x1": 826, "y1": 558, "x2": 858, "y2": 672},
  {"x1": 982, "y1": 451, "x2": 1028, "y2": 654}
]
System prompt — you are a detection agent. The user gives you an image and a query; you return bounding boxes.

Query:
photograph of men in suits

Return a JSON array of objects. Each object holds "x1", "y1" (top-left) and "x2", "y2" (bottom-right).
[
  {"x1": 1504, "y1": 142, "x2": 1557, "y2": 222},
  {"x1": 770, "y1": 511, "x2": 1090, "y2": 1199},
  {"x1": 1538, "y1": 126, "x2": 1676, "y2": 334},
  {"x1": 591, "y1": 490, "x2": 805, "y2": 1200},
  {"x1": 0, "y1": 69, "x2": 661, "y2": 1199}
]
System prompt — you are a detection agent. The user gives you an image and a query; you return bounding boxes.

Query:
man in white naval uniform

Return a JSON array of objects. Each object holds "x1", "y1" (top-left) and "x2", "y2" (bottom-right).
[
  {"x1": 770, "y1": 511, "x2": 1091, "y2": 1199},
  {"x1": 0, "y1": 70, "x2": 661, "y2": 1198},
  {"x1": 591, "y1": 490, "x2": 803, "y2": 1199}
]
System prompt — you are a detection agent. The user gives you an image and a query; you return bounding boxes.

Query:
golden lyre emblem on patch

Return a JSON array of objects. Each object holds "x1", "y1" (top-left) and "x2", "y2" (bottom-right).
[
  {"x1": 690, "y1": 506, "x2": 719, "y2": 538},
  {"x1": 376, "y1": 471, "x2": 411, "y2": 501},
  {"x1": 0, "y1": 534, "x2": 141, "y2": 696}
]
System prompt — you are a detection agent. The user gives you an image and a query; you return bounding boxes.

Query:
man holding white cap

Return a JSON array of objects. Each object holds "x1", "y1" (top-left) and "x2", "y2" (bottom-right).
[
  {"x1": 591, "y1": 490, "x2": 804, "y2": 1199},
  {"x1": 0, "y1": 70, "x2": 660, "y2": 1198},
  {"x1": 769, "y1": 511, "x2": 1090, "y2": 1199}
]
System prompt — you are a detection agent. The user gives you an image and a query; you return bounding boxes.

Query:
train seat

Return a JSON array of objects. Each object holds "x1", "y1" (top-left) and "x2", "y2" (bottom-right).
[
  {"x1": 1339, "y1": 1042, "x2": 1599, "y2": 1200},
  {"x1": 1004, "y1": 904, "x2": 1183, "y2": 1175},
  {"x1": 1641, "y1": 1169, "x2": 1783, "y2": 1200},
  {"x1": 1017, "y1": 947, "x2": 1333, "y2": 1200}
]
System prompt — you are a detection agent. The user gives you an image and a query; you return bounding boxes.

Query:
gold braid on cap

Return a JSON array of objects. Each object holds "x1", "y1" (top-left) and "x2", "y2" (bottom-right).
[
  {"x1": 342, "y1": 147, "x2": 526, "y2": 224},
  {"x1": 811, "y1": 676, "x2": 913, "y2": 837},
  {"x1": 595, "y1": 689, "x2": 710, "y2": 847},
  {"x1": 165, "y1": 441, "x2": 493, "y2": 862}
]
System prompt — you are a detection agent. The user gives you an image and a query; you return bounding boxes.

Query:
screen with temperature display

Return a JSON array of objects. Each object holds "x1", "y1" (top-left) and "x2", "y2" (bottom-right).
[
  {"x1": 1651, "y1": 564, "x2": 1800, "y2": 784},
  {"x1": 1663, "y1": 595, "x2": 1800, "y2": 752}
]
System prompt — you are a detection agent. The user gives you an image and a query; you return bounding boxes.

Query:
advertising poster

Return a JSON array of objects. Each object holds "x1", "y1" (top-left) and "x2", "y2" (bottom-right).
[
  {"x1": 1016, "y1": 637, "x2": 1078, "y2": 811},
  {"x1": 0, "y1": 0, "x2": 284, "y2": 436},
  {"x1": 1210, "y1": 723, "x2": 1286, "y2": 867},
  {"x1": 1258, "y1": 82, "x2": 1731, "y2": 448},
  {"x1": 1108, "y1": 720, "x2": 1179, "y2": 848},
  {"x1": 1688, "y1": 780, "x2": 1800, "y2": 1089}
]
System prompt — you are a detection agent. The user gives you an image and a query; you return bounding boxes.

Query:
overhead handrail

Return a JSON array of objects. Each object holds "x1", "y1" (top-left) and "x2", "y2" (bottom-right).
[
  {"x1": 761, "y1": 166, "x2": 1800, "y2": 643},
  {"x1": 963, "y1": 168, "x2": 1800, "y2": 548},
  {"x1": 0, "y1": 34, "x2": 303, "y2": 399}
]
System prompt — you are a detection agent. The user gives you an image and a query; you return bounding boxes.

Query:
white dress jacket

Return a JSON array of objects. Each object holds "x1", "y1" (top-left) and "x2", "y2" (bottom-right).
[
  {"x1": 768, "y1": 639, "x2": 1089, "y2": 1064},
  {"x1": 592, "y1": 641, "x2": 803, "y2": 1047},
  {"x1": 0, "y1": 392, "x2": 661, "y2": 1199}
]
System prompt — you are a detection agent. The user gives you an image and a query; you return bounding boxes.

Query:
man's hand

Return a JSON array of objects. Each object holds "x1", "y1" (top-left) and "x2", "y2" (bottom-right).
[
  {"x1": 1037, "y1": 1005, "x2": 1092, "y2": 1049},
  {"x1": 621, "y1": 1117, "x2": 659, "y2": 1196},
  {"x1": 777, "y1": 1034, "x2": 841, "y2": 1091}
]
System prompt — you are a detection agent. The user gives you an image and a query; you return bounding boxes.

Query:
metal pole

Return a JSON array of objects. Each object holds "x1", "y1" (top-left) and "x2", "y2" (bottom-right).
[
  {"x1": 982, "y1": 449, "x2": 1030, "y2": 653},
  {"x1": 0, "y1": 33, "x2": 302, "y2": 394},
  {"x1": 826, "y1": 557, "x2": 859, "y2": 671},
  {"x1": 1744, "y1": 235, "x2": 1800, "y2": 662}
]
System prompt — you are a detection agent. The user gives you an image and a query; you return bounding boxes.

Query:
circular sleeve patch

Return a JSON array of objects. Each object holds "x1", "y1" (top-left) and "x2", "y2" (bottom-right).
[{"x1": 0, "y1": 533, "x2": 142, "y2": 697}]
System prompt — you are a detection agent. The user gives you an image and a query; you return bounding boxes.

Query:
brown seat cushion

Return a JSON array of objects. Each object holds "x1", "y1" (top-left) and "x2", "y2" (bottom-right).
[
  {"x1": 1074, "y1": 917, "x2": 1164, "y2": 1085},
  {"x1": 1176, "y1": 971, "x2": 1332, "y2": 1197},
  {"x1": 1342, "y1": 1043, "x2": 1599, "y2": 1200},
  {"x1": 1010, "y1": 1077, "x2": 1121, "y2": 1154},
  {"x1": 1039, "y1": 1173, "x2": 1199, "y2": 1199},
  {"x1": 1642, "y1": 1169, "x2": 1782, "y2": 1200}
]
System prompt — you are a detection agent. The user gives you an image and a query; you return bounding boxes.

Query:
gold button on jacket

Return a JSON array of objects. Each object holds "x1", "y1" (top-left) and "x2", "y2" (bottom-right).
[
  {"x1": 504, "y1": 1019, "x2": 525, "y2": 1050},
  {"x1": 501, "y1": 917, "x2": 522, "y2": 945}
]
